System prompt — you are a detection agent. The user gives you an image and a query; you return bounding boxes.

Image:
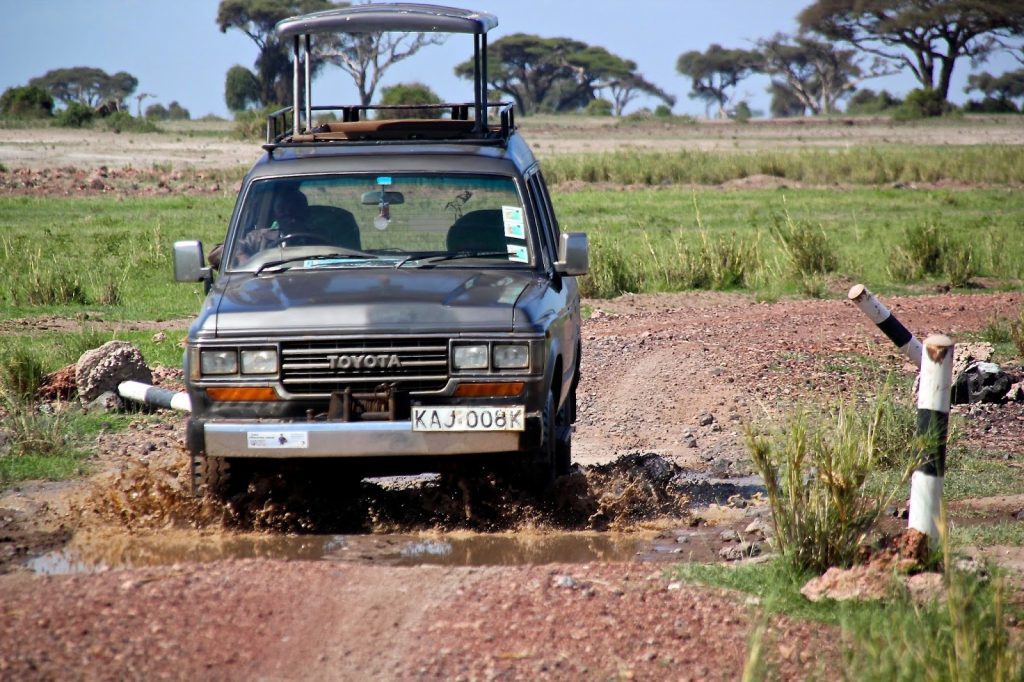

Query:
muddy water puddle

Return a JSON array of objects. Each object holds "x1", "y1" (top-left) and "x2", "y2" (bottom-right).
[{"x1": 27, "y1": 525, "x2": 735, "y2": 575}]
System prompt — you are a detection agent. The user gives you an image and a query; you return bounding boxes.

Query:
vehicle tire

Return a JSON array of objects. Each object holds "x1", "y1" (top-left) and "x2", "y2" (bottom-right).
[
  {"x1": 191, "y1": 453, "x2": 244, "y2": 498},
  {"x1": 521, "y1": 390, "x2": 558, "y2": 496},
  {"x1": 554, "y1": 389, "x2": 574, "y2": 477}
]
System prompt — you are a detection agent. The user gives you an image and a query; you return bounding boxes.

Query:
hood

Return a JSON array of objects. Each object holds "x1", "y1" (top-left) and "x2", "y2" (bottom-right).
[{"x1": 206, "y1": 268, "x2": 538, "y2": 336}]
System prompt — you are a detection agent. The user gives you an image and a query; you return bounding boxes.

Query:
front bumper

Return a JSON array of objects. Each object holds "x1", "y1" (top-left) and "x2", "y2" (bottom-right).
[{"x1": 201, "y1": 418, "x2": 538, "y2": 458}]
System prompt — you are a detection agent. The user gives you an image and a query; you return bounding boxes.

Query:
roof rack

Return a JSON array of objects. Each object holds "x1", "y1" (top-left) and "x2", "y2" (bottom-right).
[
  {"x1": 265, "y1": 101, "x2": 515, "y2": 149},
  {"x1": 268, "y1": 4, "x2": 506, "y2": 148}
]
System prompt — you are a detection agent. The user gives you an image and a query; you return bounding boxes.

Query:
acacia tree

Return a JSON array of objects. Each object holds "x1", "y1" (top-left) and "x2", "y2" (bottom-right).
[
  {"x1": 318, "y1": 32, "x2": 445, "y2": 106},
  {"x1": 966, "y1": 68, "x2": 1024, "y2": 106},
  {"x1": 455, "y1": 34, "x2": 671, "y2": 115},
  {"x1": 225, "y1": 64, "x2": 262, "y2": 111},
  {"x1": 676, "y1": 44, "x2": 761, "y2": 118},
  {"x1": 799, "y1": 0, "x2": 1024, "y2": 103},
  {"x1": 217, "y1": 0, "x2": 334, "y2": 107},
  {"x1": 757, "y1": 33, "x2": 895, "y2": 114},
  {"x1": 28, "y1": 67, "x2": 138, "y2": 110}
]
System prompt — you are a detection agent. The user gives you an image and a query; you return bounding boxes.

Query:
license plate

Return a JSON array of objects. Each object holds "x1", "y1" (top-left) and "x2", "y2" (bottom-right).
[{"x1": 412, "y1": 406, "x2": 525, "y2": 432}]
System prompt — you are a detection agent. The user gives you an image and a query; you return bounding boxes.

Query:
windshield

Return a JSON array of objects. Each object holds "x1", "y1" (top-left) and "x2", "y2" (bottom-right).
[{"x1": 225, "y1": 174, "x2": 531, "y2": 272}]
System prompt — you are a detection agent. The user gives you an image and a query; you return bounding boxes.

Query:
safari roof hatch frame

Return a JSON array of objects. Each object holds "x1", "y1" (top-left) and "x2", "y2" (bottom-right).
[{"x1": 266, "y1": 3, "x2": 503, "y2": 149}]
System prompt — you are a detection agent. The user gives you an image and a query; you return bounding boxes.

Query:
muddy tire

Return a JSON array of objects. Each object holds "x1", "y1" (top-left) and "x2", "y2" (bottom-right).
[
  {"x1": 504, "y1": 391, "x2": 557, "y2": 497},
  {"x1": 554, "y1": 390, "x2": 574, "y2": 477},
  {"x1": 192, "y1": 453, "x2": 243, "y2": 498}
]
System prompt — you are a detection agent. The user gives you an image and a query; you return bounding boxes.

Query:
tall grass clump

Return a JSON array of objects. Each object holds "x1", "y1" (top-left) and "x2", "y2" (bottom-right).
[
  {"x1": 1010, "y1": 307, "x2": 1024, "y2": 358},
  {"x1": 843, "y1": 521, "x2": 1023, "y2": 682},
  {"x1": 887, "y1": 223, "x2": 977, "y2": 287},
  {"x1": 578, "y1": 236, "x2": 642, "y2": 298},
  {"x1": 747, "y1": 397, "x2": 917, "y2": 573},
  {"x1": 665, "y1": 230, "x2": 760, "y2": 290},
  {"x1": 769, "y1": 210, "x2": 839, "y2": 278}
]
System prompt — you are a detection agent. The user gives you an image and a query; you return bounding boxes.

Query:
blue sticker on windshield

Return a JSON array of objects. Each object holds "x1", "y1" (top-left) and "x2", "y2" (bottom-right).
[{"x1": 376, "y1": 176, "x2": 393, "y2": 186}]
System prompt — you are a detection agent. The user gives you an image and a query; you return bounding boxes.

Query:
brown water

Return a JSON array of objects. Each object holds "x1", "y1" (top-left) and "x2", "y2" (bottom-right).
[{"x1": 26, "y1": 522, "x2": 743, "y2": 575}]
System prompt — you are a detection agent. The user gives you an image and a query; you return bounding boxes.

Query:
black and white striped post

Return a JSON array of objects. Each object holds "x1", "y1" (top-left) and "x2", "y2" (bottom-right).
[
  {"x1": 848, "y1": 284, "x2": 923, "y2": 367},
  {"x1": 908, "y1": 334, "x2": 953, "y2": 540}
]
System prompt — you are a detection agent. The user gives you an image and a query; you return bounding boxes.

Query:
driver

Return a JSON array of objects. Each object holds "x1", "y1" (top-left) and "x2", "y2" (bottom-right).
[{"x1": 208, "y1": 188, "x2": 309, "y2": 269}]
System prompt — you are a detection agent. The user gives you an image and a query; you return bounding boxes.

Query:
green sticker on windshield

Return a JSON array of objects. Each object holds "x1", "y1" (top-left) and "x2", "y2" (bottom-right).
[
  {"x1": 502, "y1": 205, "x2": 525, "y2": 239},
  {"x1": 506, "y1": 244, "x2": 529, "y2": 263}
]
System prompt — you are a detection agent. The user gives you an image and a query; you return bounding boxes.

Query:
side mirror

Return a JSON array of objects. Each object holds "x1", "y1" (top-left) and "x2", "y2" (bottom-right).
[
  {"x1": 554, "y1": 232, "x2": 588, "y2": 276},
  {"x1": 173, "y1": 240, "x2": 212, "y2": 283}
]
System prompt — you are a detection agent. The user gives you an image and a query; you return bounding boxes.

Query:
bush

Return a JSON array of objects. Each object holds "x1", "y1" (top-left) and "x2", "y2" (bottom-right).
[
  {"x1": 234, "y1": 105, "x2": 278, "y2": 140},
  {"x1": 888, "y1": 224, "x2": 976, "y2": 286},
  {"x1": 963, "y1": 97, "x2": 1018, "y2": 114},
  {"x1": 378, "y1": 82, "x2": 442, "y2": 119},
  {"x1": 1010, "y1": 307, "x2": 1024, "y2": 358},
  {"x1": 731, "y1": 101, "x2": 753, "y2": 123},
  {"x1": 579, "y1": 237, "x2": 642, "y2": 298},
  {"x1": 56, "y1": 102, "x2": 94, "y2": 128},
  {"x1": 0, "y1": 85, "x2": 54, "y2": 118},
  {"x1": 846, "y1": 88, "x2": 902, "y2": 115},
  {"x1": 747, "y1": 397, "x2": 914, "y2": 573},
  {"x1": 654, "y1": 104, "x2": 673, "y2": 118},
  {"x1": 894, "y1": 88, "x2": 950, "y2": 120},
  {"x1": 97, "y1": 111, "x2": 158, "y2": 133},
  {"x1": 770, "y1": 212, "x2": 838, "y2": 278},
  {"x1": 585, "y1": 98, "x2": 613, "y2": 117}
]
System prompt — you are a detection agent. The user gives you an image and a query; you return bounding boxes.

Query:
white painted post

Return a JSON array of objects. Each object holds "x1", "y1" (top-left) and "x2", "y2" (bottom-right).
[
  {"x1": 848, "y1": 284, "x2": 923, "y2": 367},
  {"x1": 908, "y1": 334, "x2": 953, "y2": 540}
]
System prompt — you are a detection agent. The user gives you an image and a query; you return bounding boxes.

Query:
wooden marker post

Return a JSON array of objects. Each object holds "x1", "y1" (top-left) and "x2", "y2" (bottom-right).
[{"x1": 908, "y1": 334, "x2": 953, "y2": 540}]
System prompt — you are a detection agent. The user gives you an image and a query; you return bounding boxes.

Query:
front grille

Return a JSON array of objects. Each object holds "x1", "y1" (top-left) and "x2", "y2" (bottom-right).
[{"x1": 280, "y1": 338, "x2": 449, "y2": 396}]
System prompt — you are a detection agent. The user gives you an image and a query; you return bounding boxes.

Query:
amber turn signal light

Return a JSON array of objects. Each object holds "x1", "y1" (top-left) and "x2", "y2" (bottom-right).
[
  {"x1": 206, "y1": 387, "x2": 279, "y2": 402},
  {"x1": 453, "y1": 382, "x2": 524, "y2": 398}
]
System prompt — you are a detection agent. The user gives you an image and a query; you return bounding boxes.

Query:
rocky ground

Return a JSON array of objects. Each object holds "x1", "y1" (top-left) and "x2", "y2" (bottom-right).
[
  {"x1": 1, "y1": 286, "x2": 1022, "y2": 680},
  {"x1": 1, "y1": 121, "x2": 1023, "y2": 678}
]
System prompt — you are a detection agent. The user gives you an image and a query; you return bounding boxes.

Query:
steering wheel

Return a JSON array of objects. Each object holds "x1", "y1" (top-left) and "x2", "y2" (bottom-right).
[{"x1": 273, "y1": 232, "x2": 332, "y2": 247}]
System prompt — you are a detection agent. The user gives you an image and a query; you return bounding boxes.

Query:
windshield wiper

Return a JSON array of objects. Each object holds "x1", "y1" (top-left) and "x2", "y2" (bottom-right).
[
  {"x1": 254, "y1": 251, "x2": 378, "y2": 276},
  {"x1": 404, "y1": 251, "x2": 512, "y2": 268}
]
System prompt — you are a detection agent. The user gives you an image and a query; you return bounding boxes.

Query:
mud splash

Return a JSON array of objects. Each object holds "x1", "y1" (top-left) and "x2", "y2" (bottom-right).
[{"x1": 83, "y1": 452, "x2": 757, "y2": 535}]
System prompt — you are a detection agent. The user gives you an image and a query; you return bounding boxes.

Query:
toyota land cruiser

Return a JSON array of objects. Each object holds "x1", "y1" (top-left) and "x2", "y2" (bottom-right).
[{"x1": 172, "y1": 4, "x2": 587, "y2": 497}]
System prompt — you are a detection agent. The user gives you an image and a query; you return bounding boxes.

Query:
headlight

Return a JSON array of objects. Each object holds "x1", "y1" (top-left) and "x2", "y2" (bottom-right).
[
  {"x1": 453, "y1": 344, "x2": 488, "y2": 370},
  {"x1": 240, "y1": 349, "x2": 278, "y2": 375},
  {"x1": 200, "y1": 349, "x2": 238, "y2": 375},
  {"x1": 493, "y1": 343, "x2": 529, "y2": 369}
]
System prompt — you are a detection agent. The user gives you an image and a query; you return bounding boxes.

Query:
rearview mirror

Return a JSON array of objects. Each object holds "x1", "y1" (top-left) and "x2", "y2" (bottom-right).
[
  {"x1": 555, "y1": 232, "x2": 588, "y2": 276},
  {"x1": 360, "y1": 190, "x2": 405, "y2": 205}
]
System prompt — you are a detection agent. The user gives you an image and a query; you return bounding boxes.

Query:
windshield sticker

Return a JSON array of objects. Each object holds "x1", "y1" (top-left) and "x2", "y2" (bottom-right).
[
  {"x1": 506, "y1": 244, "x2": 529, "y2": 263},
  {"x1": 502, "y1": 205, "x2": 526, "y2": 239},
  {"x1": 376, "y1": 176, "x2": 393, "y2": 186}
]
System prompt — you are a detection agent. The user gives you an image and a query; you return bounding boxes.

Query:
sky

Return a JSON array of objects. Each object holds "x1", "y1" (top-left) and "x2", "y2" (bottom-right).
[{"x1": 1, "y1": 0, "x2": 1019, "y2": 119}]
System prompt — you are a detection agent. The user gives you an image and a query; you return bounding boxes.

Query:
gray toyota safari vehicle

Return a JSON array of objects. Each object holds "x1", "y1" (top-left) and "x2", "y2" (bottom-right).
[{"x1": 173, "y1": 4, "x2": 587, "y2": 497}]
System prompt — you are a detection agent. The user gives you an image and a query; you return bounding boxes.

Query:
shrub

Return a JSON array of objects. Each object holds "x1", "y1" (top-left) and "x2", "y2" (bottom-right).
[
  {"x1": 747, "y1": 398, "x2": 914, "y2": 573},
  {"x1": 888, "y1": 224, "x2": 976, "y2": 286},
  {"x1": 234, "y1": 105, "x2": 278, "y2": 140},
  {"x1": 585, "y1": 98, "x2": 613, "y2": 117},
  {"x1": 770, "y1": 212, "x2": 838, "y2": 278},
  {"x1": 56, "y1": 102, "x2": 94, "y2": 128},
  {"x1": 894, "y1": 88, "x2": 950, "y2": 120},
  {"x1": 579, "y1": 237, "x2": 642, "y2": 298},
  {"x1": 97, "y1": 111, "x2": 158, "y2": 133},
  {"x1": 846, "y1": 88, "x2": 902, "y2": 115},
  {"x1": 0, "y1": 85, "x2": 54, "y2": 118},
  {"x1": 1010, "y1": 307, "x2": 1024, "y2": 358},
  {"x1": 378, "y1": 82, "x2": 442, "y2": 119},
  {"x1": 653, "y1": 104, "x2": 673, "y2": 118}
]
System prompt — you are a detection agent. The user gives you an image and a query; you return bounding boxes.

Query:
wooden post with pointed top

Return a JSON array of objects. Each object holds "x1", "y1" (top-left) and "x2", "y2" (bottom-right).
[{"x1": 908, "y1": 334, "x2": 953, "y2": 540}]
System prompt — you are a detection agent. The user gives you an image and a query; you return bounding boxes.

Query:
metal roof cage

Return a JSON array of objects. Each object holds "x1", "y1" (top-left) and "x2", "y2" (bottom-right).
[{"x1": 266, "y1": 3, "x2": 512, "y2": 149}]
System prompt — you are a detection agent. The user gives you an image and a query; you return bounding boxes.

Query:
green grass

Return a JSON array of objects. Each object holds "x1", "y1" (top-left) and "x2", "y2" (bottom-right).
[
  {"x1": 869, "y1": 446, "x2": 1024, "y2": 503},
  {"x1": 673, "y1": 558, "x2": 1024, "y2": 681},
  {"x1": 543, "y1": 146, "x2": 1024, "y2": 187},
  {"x1": 0, "y1": 195, "x2": 230, "y2": 320},
  {"x1": 554, "y1": 187, "x2": 1024, "y2": 297},
  {"x1": 951, "y1": 521, "x2": 1024, "y2": 548}
]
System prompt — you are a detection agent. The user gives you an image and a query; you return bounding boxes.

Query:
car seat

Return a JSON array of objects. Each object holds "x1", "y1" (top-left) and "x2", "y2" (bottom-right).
[
  {"x1": 306, "y1": 205, "x2": 363, "y2": 250},
  {"x1": 446, "y1": 209, "x2": 507, "y2": 253}
]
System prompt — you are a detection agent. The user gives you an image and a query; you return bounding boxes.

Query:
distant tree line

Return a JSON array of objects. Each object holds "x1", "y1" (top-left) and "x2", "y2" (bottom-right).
[{"x1": 4, "y1": 0, "x2": 1021, "y2": 123}]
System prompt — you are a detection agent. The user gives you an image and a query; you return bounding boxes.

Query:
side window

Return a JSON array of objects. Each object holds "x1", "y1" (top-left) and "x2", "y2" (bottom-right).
[
  {"x1": 526, "y1": 172, "x2": 556, "y2": 269},
  {"x1": 535, "y1": 171, "x2": 561, "y2": 236}
]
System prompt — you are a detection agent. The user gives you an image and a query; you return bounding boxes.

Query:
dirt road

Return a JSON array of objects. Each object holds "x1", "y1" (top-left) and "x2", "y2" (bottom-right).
[{"x1": 2, "y1": 288, "x2": 1022, "y2": 680}]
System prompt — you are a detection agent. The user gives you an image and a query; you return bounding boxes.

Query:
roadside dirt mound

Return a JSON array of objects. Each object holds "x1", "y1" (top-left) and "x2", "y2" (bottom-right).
[{"x1": 82, "y1": 451, "x2": 697, "y2": 535}]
